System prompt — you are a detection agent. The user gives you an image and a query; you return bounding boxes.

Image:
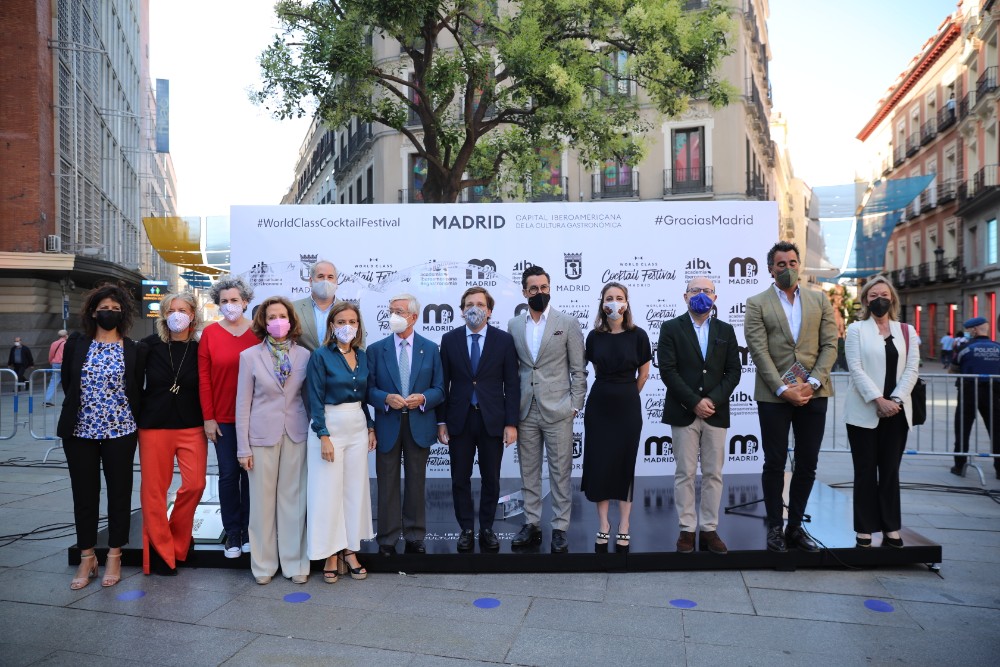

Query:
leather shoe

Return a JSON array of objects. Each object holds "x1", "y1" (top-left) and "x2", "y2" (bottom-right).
[
  {"x1": 511, "y1": 523, "x2": 542, "y2": 548},
  {"x1": 404, "y1": 540, "x2": 426, "y2": 554},
  {"x1": 785, "y1": 525, "x2": 819, "y2": 552},
  {"x1": 676, "y1": 531, "x2": 695, "y2": 553},
  {"x1": 456, "y1": 529, "x2": 475, "y2": 552},
  {"x1": 550, "y1": 529, "x2": 569, "y2": 553},
  {"x1": 378, "y1": 545, "x2": 396, "y2": 557},
  {"x1": 882, "y1": 535, "x2": 904, "y2": 549},
  {"x1": 950, "y1": 465, "x2": 965, "y2": 477},
  {"x1": 699, "y1": 530, "x2": 728, "y2": 555},
  {"x1": 479, "y1": 528, "x2": 500, "y2": 552},
  {"x1": 766, "y1": 525, "x2": 787, "y2": 552}
]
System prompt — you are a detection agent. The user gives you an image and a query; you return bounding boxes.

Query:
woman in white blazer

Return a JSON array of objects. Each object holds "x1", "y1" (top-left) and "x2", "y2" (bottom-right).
[
  {"x1": 844, "y1": 276, "x2": 920, "y2": 548},
  {"x1": 235, "y1": 296, "x2": 311, "y2": 584}
]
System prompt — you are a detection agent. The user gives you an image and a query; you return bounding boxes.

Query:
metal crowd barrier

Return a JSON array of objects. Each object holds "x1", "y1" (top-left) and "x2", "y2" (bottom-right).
[
  {"x1": 27, "y1": 368, "x2": 63, "y2": 462},
  {"x1": 825, "y1": 371, "x2": 999, "y2": 485},
  {"x1": 0, "y1": 368, "x2": 18, "y2": 440}
]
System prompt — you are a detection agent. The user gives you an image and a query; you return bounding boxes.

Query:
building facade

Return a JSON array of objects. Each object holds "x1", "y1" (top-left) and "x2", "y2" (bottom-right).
[
  {"x1": 284, "y1": 1, "x2": 802, "y2": 247},
  {"x1": 0, "y1": 0, "x2": 177, "y2": 347}
]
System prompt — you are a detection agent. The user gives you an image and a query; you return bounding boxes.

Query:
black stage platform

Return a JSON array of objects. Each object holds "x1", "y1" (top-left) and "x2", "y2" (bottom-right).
[{"x1": 69, "y1": 475, "x2": 941, "y2": 573}]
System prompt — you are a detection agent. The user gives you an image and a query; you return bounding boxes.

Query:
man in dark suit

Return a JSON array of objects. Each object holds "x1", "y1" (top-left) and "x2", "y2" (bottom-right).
[
  {"x1": 367, "y1": 293, "x2": 445, "y2": 555},
  {"x1": 437, "y1": 287, "x2": 520, "y2": 552},
  {"x1": 745, "y1": 241, "x2": 838, "y2": 553},
  {"x1": 659, "y1": 277, "x2": 742, "y2": 554}
]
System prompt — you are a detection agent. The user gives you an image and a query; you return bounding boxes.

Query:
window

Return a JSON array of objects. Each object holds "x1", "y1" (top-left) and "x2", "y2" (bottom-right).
[
  {"x1": 409, "y1": 155, "x2": 428, "y2": 202},
  {"x1": 603, "y1": 50, "x2": 632, "y2": 97},
  {"x1": 603, "y1": 160, "x2": 633, "y2": 193},
  {"x1": 672, "y1": 128, "x2": 704, "y2": 190},
  {"x1": 532, "y1": 146, "x2": 564, "y2": 200},
  {"x1": 988, "y1": 218, "x2": 998, "y2": 264}
]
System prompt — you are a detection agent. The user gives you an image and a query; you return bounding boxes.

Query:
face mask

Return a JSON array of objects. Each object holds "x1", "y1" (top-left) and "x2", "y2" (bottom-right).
[
  {"x1": 220, "y1": 303, "x2": 243, "y2": 322},
  {"x1": 964, "y1": 331, "x2": 973, "y2": 339},
  {"x1": 774, "y1": 268, "x2": 799, "y2": 290},
  {"x1": 167, "y1": 312, "x2": 192, "y2": 333},
  {"x1": 14, "y1": 342, "x2": 20, "y2": 347},
  {"x1": 333, "y1": 325, "x2": 357, "y2": 344},
  {"x1": 389, "y1": 313, "x2": 409, "y2": 334},
  {"x1": 463, "y1": 305, "x2": 487, "y2": 329},
  {"x1": 266, "y1": 318, "x2": 291, "y2": 339},
  {"x1": 311, "y1": 280, "x2": 337, "y2": 301},
  {"x1": 95, "y1": 310, "x2": 123, "y2": 331},
  {"x1": 527, "y1": 292, "x2": 550, "y2": 312},
  {"x1": 688, "y1": 292, "x2": 714, "y2": 315},
  {"x1": 868, "y1": 297, "x2": 891, "y2": 318},
  {"x1": 603, "y1": 300, "x2": 627, "y2": 321}
]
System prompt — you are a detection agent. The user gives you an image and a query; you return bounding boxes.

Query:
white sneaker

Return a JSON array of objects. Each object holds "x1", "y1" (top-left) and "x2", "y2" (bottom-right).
[
  {"x1": 242, "y1": 542, "x2": 251, "y2": 554},
  {"x1": 224, "y1": 534, "x2": 241, "y2": 559}
]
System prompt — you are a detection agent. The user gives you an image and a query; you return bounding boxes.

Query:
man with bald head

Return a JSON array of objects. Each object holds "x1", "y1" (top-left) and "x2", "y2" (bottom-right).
[
  {"x1": 658, "y1": 277, "x2": 742, "y2": 554},
  {"x1": 292, "y1": 260, "x2": 363, "y2": 351}
]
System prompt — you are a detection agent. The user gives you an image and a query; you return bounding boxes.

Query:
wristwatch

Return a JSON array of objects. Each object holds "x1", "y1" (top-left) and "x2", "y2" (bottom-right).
[{"x1": 890, "y1": 397, "x2": 903, "y2": 405}]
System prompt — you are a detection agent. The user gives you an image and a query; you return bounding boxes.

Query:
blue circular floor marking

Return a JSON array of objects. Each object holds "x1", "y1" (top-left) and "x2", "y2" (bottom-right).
[
  {"x1": 669, "y1": 598, "x2": 697, "y2": 609},
  {"x1": 864, "y1": 599, "x2": 895, "y2": 613},
  {"x1": 284, "y1": 592, "x2": 311, "y2": 603},
  {"x1": 116, "y1": 590, "x2": 146, "y2": 601},
  {"x1": 474, "y1": 597, "x2": 501, "y2": 609}
]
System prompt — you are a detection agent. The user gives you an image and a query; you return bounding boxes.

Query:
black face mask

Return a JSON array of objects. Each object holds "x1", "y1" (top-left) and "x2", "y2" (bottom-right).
[
  {"x1": 527, "y1": 292, "x2": 551, "y2": 312},
  {"x1": 868, "y1": 297, "x2": 891, "y2": 318},
  {"x1": 95, "y1": 310, "x2": 123, "y2": 331}
]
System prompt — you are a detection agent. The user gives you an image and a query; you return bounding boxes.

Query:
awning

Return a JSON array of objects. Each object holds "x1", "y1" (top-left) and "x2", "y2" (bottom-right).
[
  {"x1": 142, "y1": 215, "x2": 230, "y2": 277},
  {"x1": 860, "y1": 174, "x2": 935, "y2": 216}
]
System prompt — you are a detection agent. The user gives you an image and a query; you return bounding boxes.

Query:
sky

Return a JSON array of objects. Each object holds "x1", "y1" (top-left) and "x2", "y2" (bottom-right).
[{"x1": 149, "y1": 0, "x2": 963, "y2": 215}]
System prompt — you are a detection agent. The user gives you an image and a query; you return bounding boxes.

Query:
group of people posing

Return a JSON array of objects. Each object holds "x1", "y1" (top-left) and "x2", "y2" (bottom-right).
[{"x1": 62, "y1": 241, "x2": 926, "y2": 590}]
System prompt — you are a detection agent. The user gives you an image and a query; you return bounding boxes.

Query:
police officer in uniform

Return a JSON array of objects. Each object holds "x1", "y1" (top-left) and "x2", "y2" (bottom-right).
[{"x1": 950, "y1": 316, "x2": 1000, "y2": 479}]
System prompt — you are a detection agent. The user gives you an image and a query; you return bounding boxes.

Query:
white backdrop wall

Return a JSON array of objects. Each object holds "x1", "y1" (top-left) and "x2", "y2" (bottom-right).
[{"x1": 231, "y1": 201, "x2": 777, "y2": 479}]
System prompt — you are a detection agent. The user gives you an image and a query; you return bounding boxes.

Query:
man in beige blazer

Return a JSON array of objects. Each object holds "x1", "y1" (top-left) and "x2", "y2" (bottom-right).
[
  {"x1": 292, "y1": 260, "x2": 364, "y2": 351},
  {"x1": 507, "y1": 266, "x2": 587, "y2": 552},
  {"x1": 745, "y1": 241, "x2": 838, "y2": 553}
]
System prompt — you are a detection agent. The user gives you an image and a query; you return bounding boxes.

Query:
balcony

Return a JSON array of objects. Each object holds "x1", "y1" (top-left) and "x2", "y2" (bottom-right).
[
  {"x1": 976, "y1": 66, "x2": 998, "y2": 100},
  {"x1": 530, "y1": 176, "x2": 569, "y2": 202},
  {"x1": 459, "y1": 186, "x2": 501, "y2": 203},
  {"x1": 746, "y1": 176, "x2": 768, "y2": 200},
  {"x1": 358, "y1": 194, "x2": 374, "y2": 204},
  {"x1": 591, "y1": 170, "x2": 639, "y2": 199},
  {"x1": 744, "y1": 77, "x2": 770, "y2": 135},
  {"x1": 937, "y1": 104, "x2": 957, "y2": 131},
  {"x1": 937, "y1": 256, "x2": 962, "y2": 281},
  {"x1": 906, "y1": 131, "x2": 920, "y2": 157},
  {"x1": 904, "y1": 201, "x2": 916, "y2": 220},
  {"x1": 959, "y1": 90, "x2": 976, "y2": 120},
  {"x1": 893, "y1": 145, "x2": 905, "y2": 167},
  {"x1": 663, "y1": 167, "x2": 713, "y2": 197},
  {"x1": 919, "y1": 188, "x2": 936, "y2": 211},
  {"x1": 916, "y1": 262, "x2": 931, "y2": 285},
  {"x1": 683, "y1": 0, "x2": 710, "y2": 8},
  {"x1": 938, "y1": 178, "x2": 956, "y2": 204},
  {"x1": 920, "y1": 119, "x2": 937, "y2": 145},
  {"x1": 398, "y1": 188, "x2": 423, "y2": 203}
]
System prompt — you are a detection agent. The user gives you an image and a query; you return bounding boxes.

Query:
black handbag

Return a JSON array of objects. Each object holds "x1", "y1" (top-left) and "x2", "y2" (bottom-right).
[{"x1": 903, "y1": 324, "x2": 927, "y2": 425}]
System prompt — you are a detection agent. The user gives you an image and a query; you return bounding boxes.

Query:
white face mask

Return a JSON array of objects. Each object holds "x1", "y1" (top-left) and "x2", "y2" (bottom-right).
[
  {"x1": 333, "y1": 325, "x2": 357, "y2": 344},
  {"x1": 220, "y1": 303, "x2": 243, "y2": 322},
  {"x1": 311, "y1": 280, "x2": 337, "y2": 301},
  {"x1": 389, "y1": 313, "x2": 409, "y2": 334},
  {"x1": 166, "y1": 312, "x2": 192, "y2": 333},
  {"x1": 604, "y1": 300, "x2": 627, "y2": 321}
]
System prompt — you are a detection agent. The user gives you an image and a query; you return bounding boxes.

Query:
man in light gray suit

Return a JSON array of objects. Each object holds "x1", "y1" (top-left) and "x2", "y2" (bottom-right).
[
  {"x1": 291, "y1": 259, "x2": 366, "y2": 352},
  {"x1": 507, "y1": 266, "x2": 587, "y2": 552}
]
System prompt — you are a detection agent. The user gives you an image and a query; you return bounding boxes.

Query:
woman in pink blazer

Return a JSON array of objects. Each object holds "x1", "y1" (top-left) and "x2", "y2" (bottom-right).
[
  {"x1": 844, "y1": 277, "x2": 920, "y2": 549},
  {"x1": 235, "y1": 296, "x2": 311, "y2": 584}
]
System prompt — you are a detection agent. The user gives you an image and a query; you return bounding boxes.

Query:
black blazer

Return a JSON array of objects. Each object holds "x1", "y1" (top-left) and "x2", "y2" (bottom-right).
[
  {"x1": 57, "y1": 332, "x2": 145, "y2": 439},
  {"x1": 658, "y1": 313, "x2": 742, "y2": 428},
  {"x1": 437, "y1": 324, "x2": 520, "y2": 437}
]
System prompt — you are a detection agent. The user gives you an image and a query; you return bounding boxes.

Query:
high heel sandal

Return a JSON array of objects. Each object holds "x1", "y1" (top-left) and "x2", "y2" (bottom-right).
[
  {"x1": 615, "y1": 530, "x2": 631, "y2": 554},
  {"x1": 595, "y1": 531, "x2": 610, "y2": 554},
  {"x1": 338, "y1": 550, "x2": 368, "y2": 580},
  {"x1": 323, "y1": 556, "x2": 339, "y2": 583},
  {"x1": 101, "y1": 552, "x2": 122, "y2": 587},
  {"x1": 71, "y1": 552, "x2": 98, "y2": 590}
]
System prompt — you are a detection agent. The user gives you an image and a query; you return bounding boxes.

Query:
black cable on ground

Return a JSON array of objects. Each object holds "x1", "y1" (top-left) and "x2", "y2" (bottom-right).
[{"x1": 829, "y1": 480, "x2": 1000, "y2": 505}]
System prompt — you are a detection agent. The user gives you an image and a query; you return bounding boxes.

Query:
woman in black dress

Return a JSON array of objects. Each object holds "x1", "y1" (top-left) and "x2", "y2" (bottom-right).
[{"x1": 581, "y1": 282, "x2": 651, "y2": 553}]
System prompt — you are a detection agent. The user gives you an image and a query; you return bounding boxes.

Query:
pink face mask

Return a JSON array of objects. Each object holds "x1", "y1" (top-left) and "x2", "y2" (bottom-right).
[{"x1": 266, "y1": 318, "x2": 291, "y2": 339}]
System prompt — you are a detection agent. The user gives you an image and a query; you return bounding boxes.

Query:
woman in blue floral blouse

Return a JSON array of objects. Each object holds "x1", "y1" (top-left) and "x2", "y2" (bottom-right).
[{"x1": 58, "y1": 283, "x2": 144, "y2": 590}]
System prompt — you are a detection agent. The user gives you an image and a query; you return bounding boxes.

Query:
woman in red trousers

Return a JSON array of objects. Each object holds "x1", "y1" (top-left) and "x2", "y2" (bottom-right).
[{"x1": 137, "y1": 292, "x2": 206, "y2": 575}]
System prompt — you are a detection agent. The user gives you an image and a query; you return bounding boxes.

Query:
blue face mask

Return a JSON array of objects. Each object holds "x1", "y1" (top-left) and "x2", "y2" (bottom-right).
[
  {"x1": 463, "y1": 305, "x2": 487, "y2": 329},
  {"x1": 688, "y1": 292, "x2": 714, "y2": 315}
]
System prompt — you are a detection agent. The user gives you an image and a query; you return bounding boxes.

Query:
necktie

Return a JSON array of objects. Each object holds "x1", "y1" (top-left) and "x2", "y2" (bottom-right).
[
  {"x1": 470, "y1": 333, "x2": 481, "y2": 406},
  {"x1": 398, "y1": 339, "x2": 410, "y2": 395}
]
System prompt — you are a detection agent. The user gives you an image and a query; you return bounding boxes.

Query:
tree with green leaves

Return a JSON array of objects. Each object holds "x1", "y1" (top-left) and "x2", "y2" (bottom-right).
[{"x1": 255, "y1": 0, "x2": 734, "y2": 203}]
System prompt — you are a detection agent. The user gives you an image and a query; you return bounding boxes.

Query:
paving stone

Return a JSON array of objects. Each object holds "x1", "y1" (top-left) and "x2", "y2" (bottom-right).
[
  {"x1": 243, "y1": 571, "x2": 401, "y2": 611},
  {"x1": 521, "y1": 596, "x2": 684, "y2": 641},
  {"x1": 348, "y1": 610, "x2": 517, "y2": 662},
  {"x1": 605, "y1": 570, "x2": 755, "y2": 614},
  {"x1": 747, "y1": 588, "x2": 921, "y2": 628},
  {"x1": 371, "y1": 581, "x2": 530, "y2": 625},
  {"x1": 877, "y1": 558, "x2": 1000, "y2": 609},
  {"x1": 504, "y1": 626, "x2": 682, "y2": 667},
  {"x1": 224, "y1": 635, "x2": 412, "y2": 667},
  {"x1": 199, "y1": 594, "x2": 368, "y2": 642},
  {"x1": 461, "y1": 572, "x2": 608, "y2": 602},
  {"x1": 741, "y1": 568, "x2": 894, "y2": 597},
  {"x1": 69, "y1": 574, "x2": 236, "y2": 624}
]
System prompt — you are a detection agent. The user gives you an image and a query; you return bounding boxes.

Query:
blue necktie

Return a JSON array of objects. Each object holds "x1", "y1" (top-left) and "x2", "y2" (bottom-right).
[
  {"x1": 398, "y1": 339, "x2": 410, "y2": 396},
  {"x1": 470, "y1": 333, "x2": 481, "y2": 406}
]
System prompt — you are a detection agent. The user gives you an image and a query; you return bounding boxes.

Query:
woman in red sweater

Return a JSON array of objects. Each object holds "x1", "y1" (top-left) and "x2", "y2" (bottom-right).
[{"x1": 199, "y1": 276, "x2": 259, "y2": 557}]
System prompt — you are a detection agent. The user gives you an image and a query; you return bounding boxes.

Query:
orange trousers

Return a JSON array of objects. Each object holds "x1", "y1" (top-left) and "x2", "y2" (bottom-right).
[{"x1": 139, "y1": 427, "x2": 207, "y2": 573}]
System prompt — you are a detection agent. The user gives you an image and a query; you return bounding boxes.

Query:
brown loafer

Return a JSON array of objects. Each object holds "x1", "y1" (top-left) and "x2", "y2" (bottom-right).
[
  {"x1": 699, "y1": 530, "x2": 728, "y2": 554},
  {"x1": 676, "y1": 531, "x2": 695, "y2": 553}
]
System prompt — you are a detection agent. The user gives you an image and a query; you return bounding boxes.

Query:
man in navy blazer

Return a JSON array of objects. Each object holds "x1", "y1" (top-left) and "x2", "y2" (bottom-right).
[
  {"x1": 367, "y1": 293, "x2": 445, "y2": 555},
  {"x1": 437, "y1": 287, "x2": 520, "y2": 552}
]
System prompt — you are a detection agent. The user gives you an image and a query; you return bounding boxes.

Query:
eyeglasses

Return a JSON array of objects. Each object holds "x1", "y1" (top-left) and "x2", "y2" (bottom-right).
[
  {"x1": 686, "y1": 287, "x2": 716, "y2": 295},
  {"x1": 525, "y1": 285, "x2": 550, "y2": 296},
  {"x1": 388, "y1": 308, "x2": 410, "y2": 317}
]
